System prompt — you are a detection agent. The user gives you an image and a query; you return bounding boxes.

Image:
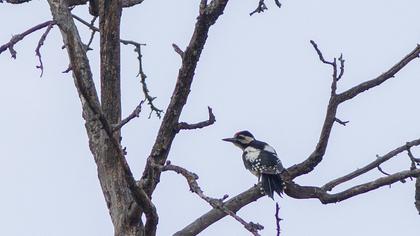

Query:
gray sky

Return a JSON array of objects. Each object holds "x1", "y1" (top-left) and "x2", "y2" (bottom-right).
[{"x1": 1, "y1": 1, "x2": 420, "y2": 235}]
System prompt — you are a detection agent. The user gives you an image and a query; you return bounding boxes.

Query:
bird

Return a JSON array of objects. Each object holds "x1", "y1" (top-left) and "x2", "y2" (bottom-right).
[{"x1": 223, "y1": 130, "x2": 284, "y2": 198}]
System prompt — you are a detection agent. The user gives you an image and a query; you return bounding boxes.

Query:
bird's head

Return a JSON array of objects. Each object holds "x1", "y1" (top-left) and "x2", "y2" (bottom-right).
[{"x1": 222, "y1": 130, "x2": 255, "y2": 149}]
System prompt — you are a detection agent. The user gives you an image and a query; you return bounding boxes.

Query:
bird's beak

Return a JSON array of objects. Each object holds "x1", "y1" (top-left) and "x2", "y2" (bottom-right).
[{"x1": 222, "y1": 137, "x2": 237, "y2": 143}]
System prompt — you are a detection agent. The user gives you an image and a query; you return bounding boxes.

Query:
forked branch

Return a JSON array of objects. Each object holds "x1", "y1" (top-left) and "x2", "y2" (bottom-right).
[
  {"x1": 140, "y1": 0, "x2": 229, "y2": 198},
  {"x1": 322, "y1": 138, "x2": 420, "y2": 191},
  {"x1": 0, "y1": 20, "x2": 54, "y2": 59},
  {"x1": 163, "y1": 162, "x2": 263, "y2": 236}
]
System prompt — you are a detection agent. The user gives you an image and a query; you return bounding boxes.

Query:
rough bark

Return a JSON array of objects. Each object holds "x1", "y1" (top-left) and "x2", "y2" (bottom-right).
[{"x1": 47, "y1": 1, "x2": 144, "y2": 235}]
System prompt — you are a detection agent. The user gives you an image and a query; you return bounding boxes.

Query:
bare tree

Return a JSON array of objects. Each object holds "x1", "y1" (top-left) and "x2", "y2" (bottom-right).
[{"x1": 1, "y1": 1, "x2": 419, "y2": 236}]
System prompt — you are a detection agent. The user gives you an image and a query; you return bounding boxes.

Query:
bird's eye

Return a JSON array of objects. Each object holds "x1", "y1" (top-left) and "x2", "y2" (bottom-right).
[{"x1": 236, "y1": 135, "x2": 243, "y2": 139}]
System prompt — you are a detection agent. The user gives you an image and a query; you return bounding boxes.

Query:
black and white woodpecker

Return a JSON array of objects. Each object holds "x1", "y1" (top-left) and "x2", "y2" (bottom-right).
[{"x1": 223, "y1": 131, "x2": 284, "y2": 198}]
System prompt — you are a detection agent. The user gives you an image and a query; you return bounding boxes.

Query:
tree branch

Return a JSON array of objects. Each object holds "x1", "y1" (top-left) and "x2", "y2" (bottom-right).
[
  {"x1": 140, "y1": 0, "x2": 229, "y2": 198},
  {"x1": 177, "y1": 106, "x2": 216, "y2": 131},
  {"x1": 0, "y1": 20, "x2": 54, "y2": 59},
  {"x1": 175, "y1": 185, "x2": 264, "y2": 236},
  {"x1": 35, "y1": 22, "x2": 54, "y2": 77},
  {"x1": 163, "y1": 162, "x2": 263, "y2": 235},
  {"x1": 287, "y1": 42, "x2": 420, "y2": 179},
  {"x1": 286, "y1": 169, "x2": 420, "y2": 203},
  {"x1": 72, "y1": 14, "x2": 162, "y2": 119},
  {"x1": 112, "y1": 100, "x2": 144, "y2": 132},
  {"x1": 338, "y1": 44, "x2": 420, "y2": 103},
  {"x1": 47, "y1": 1, "x2": 156, "y2": 234},
  {"x1": 287, "y1": 41, "x2": 342, "y2": 178},
  {"x1": 334, "y1": 117, "x2": 348, "y2": 126},
  {"x1": 172, "y1": 43, "x2": 184, "y2": 58},
  {"x1": 275, "y1": 203, "x2": 281, "y2": 236},
  {"x1": 322, "y1": 138, "x2": 420, "y2": 191},
  {"x1": 250, "y1": 0, "x2": 267, "y2": 16}
]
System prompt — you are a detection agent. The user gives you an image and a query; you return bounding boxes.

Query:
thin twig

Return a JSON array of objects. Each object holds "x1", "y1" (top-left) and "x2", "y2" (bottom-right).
[
  {"x1": 334, "y1": 117, "x2": 349, "y2": 126},
  {"x1": 0, "y1": 20, "x2": 54, "y2": 58},
  {"x1": 119, "y1": 39, "x2": 163, "y2": 119},
  {"x1": 112, "y1": 100, "x2": 144, "y2": 132},
  {"x1": 72, "y1": 14, "x2": 162, "y2": 118},
  {"x1": 172, "y1": 43, "x2": 184, "y2": 58},
  {"x1": 128, "y1": 41, "x2": 163, "y2": 119},
  {"x1": 275, "y1": 203, "x2": 281, "y2": 236},
  {"x1": 86, "y1": 16, "x2": 98, "y2": 49},
  {"x1": 337, "y1": 54, "x2": 345, "y2": 80},
  {"x1": 35, "y1": 22, "x2": 54, "y2": 77},
  {"x1": 177, "y1": 106, "x2": 216, "y2": 131},
  {"x1": 377, "y1": 165, "x2": 406, "y2": 183},
  {"x1": 250, "y1": 0, "x2": 267, "y2": 16},
  {"x1": 310, "y1": 40, "x2": 335, "y2": 66},
  {"x1": 377, "y1": 165, "x2": 390, "y2": 176}
]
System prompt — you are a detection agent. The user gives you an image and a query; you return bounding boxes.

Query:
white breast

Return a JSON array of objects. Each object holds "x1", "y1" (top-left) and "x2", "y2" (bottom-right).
[{"x1": 244, "y1": 146, "x2": 261, "y2": 161}]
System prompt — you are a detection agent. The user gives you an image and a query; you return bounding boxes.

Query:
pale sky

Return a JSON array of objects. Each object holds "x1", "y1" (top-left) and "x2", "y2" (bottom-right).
[{"x1": 1, "y1": 1, "x2": 420, "y2": 235}]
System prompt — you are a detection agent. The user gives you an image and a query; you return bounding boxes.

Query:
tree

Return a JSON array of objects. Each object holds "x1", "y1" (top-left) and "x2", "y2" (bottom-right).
[{"x1": 1, "y1": 0, "x2": 419, "y2": 235}]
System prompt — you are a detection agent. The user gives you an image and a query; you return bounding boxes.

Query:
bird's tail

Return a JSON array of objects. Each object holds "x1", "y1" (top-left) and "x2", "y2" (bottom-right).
[{"x1": 261, "y1": 174, "x2": 284, "y2": 199}]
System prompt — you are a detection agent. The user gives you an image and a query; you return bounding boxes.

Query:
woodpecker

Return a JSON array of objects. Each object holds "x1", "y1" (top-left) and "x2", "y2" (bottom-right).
[{"x1": 223, "y1": 131, "x2": 284, "y2": 198}]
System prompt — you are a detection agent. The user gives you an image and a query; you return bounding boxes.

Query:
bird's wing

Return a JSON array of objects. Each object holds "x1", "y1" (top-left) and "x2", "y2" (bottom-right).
[{"x1": 257, "y1": 150, "x2": 284, "y2": 175}]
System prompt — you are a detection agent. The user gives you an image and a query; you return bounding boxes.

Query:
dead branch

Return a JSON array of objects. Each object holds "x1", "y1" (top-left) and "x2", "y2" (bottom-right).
[
  {"x1": 177, "y1": 106, "x2": 216, "y2": 131},
  {"x1": 286, "y1": 40, "x2": 343, "y2": 178},
  {"x1": 163, "y1": 162, "x2": 263, "y2": 236},
  {"x1": 0, "y1": 20, "x2": 54, "y2": 58},
  {"x1": 179, "y1": 128, "x2": 420, "y2": 234},
  {"x1": 140, "y1": 0, "x2": 230, "y2": 198},
  {"x1": 321, "y1": 138, "x2": 420, "y2": 191},
  {"x1": 334, "y1": 117, "x2": 348, "y2": 126},
  {"x1": 377, "y1": 165, "x2": 391, "y2": 176},
  {"x1": 35, "y1": 22, "x2": 54, "y2": 77},
  {"x1": 172, "y1": 43, "x2": 184, "y2": 58},
  {"x1": 287, "y1": 42, "x2": 420, "y2": 179},
  {"x1": 86, "y1": 16, "x2": 98, "y2": 48},
  {"x1": 275, "y1": 203, "x2": 281, "y2": 236},
  {"x1": 175, "y1": 184, "x2": 264, "y2": 236},
  {"x1": 250, "y1": 0, "x2": 281, "y2": 16},
  {"x1": 338, "y1": 44, "x2": 420, "y2": 103},
  {"x1": 73, "y1": 14, "x2": 162, "y2": 118},
  {"x1": 112, "y1": 100, "x2": 144, "y2": 132},
  {"x1": 286, "y1": 169, "x2": 420, "y2": 203},
  {"x1": 47, "y1": 1, "x2": 157, "y2": 234},
  {"x1": 121, "y1": 39, "x2": 164, "y2": 119},
  {"x1": 250, "y1": 0, "x2": 267, "y2": 16}
]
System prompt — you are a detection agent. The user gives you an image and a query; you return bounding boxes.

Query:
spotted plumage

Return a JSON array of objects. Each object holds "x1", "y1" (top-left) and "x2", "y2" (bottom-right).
[{"x1": 223, "y1": 131, "x2": 284, "y2": 198}]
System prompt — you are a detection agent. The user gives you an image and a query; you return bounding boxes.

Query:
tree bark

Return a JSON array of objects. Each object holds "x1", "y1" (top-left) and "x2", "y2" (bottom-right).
[
  {"x1": 95, "y1": 1, "x2": 144, "y2": 235},
  {"x1": 47, "y1": 0, "x2": 143, "y2": 235}
]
